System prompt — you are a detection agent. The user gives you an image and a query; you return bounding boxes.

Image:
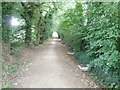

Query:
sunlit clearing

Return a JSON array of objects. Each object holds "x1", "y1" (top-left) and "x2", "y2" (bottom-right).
[
  {"x1": 11, "y1": 17, "x2": 20, "y2": 26},
  {"x1": 52, "y1": 32, "x2": 58, "y2": 38}
]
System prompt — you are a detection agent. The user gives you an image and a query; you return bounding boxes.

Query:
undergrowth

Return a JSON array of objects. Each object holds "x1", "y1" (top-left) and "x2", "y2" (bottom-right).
[{"x1": 2, "y1": 60, "x2": 24, "y2": 88}]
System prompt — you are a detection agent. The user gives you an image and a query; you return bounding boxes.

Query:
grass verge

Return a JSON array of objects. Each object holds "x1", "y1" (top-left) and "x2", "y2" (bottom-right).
[{"x1": 2, "y1": 59, "x2": 24, "y2": 88}]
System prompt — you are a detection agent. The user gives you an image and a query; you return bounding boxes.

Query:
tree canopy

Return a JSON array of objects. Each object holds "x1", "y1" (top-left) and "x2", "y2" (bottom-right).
[{"x1": 1, "y1": 1, "x2": 120, "y2": 88}]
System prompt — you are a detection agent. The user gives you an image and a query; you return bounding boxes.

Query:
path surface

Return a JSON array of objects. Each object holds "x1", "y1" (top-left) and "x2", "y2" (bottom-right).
[{"x1": 13, "y1": 39, "x2": 98, "y2": 88}]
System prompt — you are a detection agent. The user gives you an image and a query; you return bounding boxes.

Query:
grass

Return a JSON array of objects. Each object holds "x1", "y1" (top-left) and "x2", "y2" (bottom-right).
[
  {"x1": 2, "y1": 59, "x2": 24, "y2": 88},
  {"x1": 2, "y1": 80, "x2": 13, "y2": 88}
]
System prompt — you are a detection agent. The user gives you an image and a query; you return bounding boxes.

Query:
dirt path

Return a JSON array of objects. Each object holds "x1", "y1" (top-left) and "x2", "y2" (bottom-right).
[{"x1": 13, "y1": 39, "x2": 98, "y2": 88}]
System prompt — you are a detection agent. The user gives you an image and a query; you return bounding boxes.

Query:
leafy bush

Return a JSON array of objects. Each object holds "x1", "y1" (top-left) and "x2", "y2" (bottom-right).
[
  {"x1": 74, "y1": 51, "x2": 92, "y2": 65},
  {"x1": 58, "y1": 2, "x2": 120, "y2": 88}
]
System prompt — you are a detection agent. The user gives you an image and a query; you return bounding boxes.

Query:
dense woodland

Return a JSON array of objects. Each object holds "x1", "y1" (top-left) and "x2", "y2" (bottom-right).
[{"x1": 1, "y1": 1, "x2": 120, "y2": 88}]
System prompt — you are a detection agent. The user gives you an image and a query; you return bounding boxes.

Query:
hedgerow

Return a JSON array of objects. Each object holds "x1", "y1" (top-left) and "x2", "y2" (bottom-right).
[{"x1": 58, "y1": 2, "x2": 120, "y2": 88}]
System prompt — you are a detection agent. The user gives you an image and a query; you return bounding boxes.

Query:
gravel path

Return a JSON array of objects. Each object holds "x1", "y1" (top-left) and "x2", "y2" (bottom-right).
[{"x1": 13, "y1": 39, "x2": 98, "y2": 88}]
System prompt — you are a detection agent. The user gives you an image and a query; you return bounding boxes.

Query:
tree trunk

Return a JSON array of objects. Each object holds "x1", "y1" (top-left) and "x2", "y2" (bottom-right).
[
  {"x1": 25, "y1": 22, "x2": 32, "y2": 45},
  {"x1": 36, "y1": 15, "x2": 42, "y2": 45}
]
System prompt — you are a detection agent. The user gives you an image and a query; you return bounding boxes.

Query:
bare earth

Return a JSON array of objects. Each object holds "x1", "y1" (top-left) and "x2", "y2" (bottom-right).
[{"x1": 13, "y1": 39, "x2": 98, "y2": 88}]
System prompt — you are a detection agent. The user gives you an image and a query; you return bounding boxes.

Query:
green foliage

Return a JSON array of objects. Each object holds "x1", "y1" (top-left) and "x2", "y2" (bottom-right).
[
  {"x1": 2, "y1": 60, "x2": 23, "y2": 76},
  {"x1": 74, "y1": 51, "x2": 92, "y2": 64},
  {"x1": 2, "y1": 2, "x2": 58, "y2": 53},
  {"x1": 58, "y1": 2, "x2": 120, "y2": 88},
  {"x1": 2, "y1": 2, "x2": 120, "y2": 88},
  {"x1": 10, "y1": 40, "x2": 24, "y2": 55},
  {"x1": 1, "y1": 2, "x2": 63, "y2": 88},
  {"x1": 2, "y1": 2, "x2": 14, "y2": 43},
  {"x1": 2, "y1": 80, "x2": 13, "y2": 88},
  {"x1": 85, "y1": 2, "x2": 120, "y2": 87},
  {"x1": 2, "y1": 60, "x2": 23, "y2": 88},
  {"x1": 59, "y1": 3, "x2": 86, "y2": 52}
]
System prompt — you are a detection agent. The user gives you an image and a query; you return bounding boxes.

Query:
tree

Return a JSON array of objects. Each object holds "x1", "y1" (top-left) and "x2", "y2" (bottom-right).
[
  {"x1": 2, "y1": 2, "x2": 14, "y2": 60},
  {"x1": 21, "y1": 2, "x2": 36, "y2": 45}
]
